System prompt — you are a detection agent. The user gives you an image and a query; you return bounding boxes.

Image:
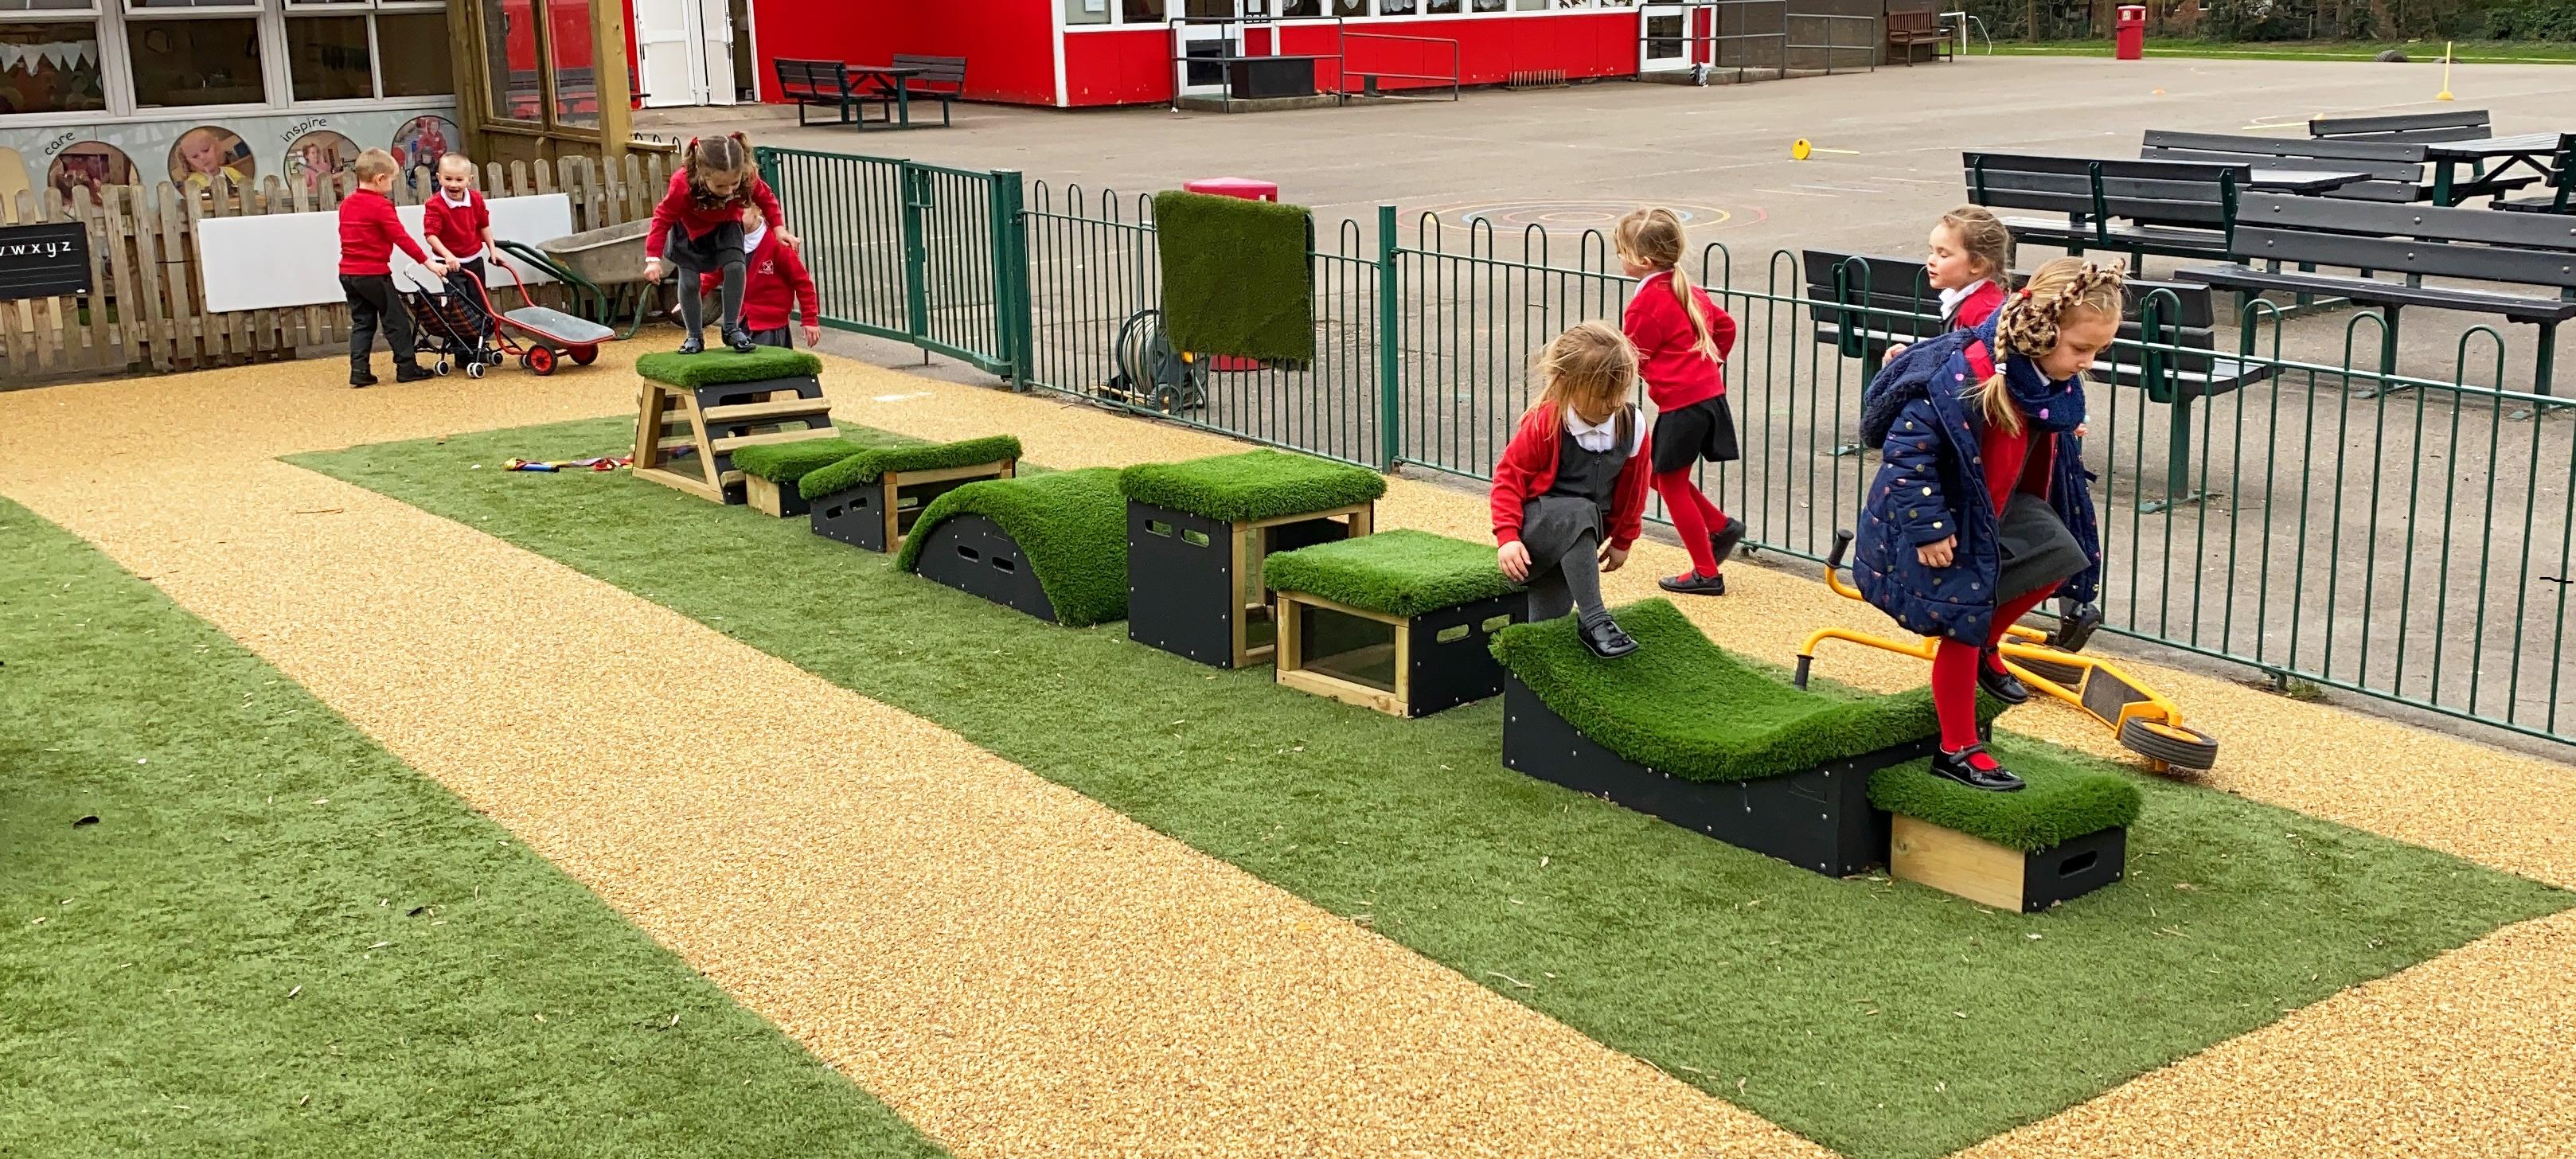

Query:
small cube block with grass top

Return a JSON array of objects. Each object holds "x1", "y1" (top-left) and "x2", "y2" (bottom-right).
[
  {"x1": 1494, "y1": 599, "x2": 2003, "y2": 876},
  {"x1": 730, "y1": 438, "x2": 868, "y2": 517},
  {"x1": 802, "y1": 435, "x2": 1024, "y2": 552},
  {"x1": 1872, "y1": 756, "x2": 2141, "y2": 911},
  {"x1": 631, "y1": 348, "x2": 836, "y2": 505},
  {"x1": 1119, "y1": 450, "x2": 1386, "y2": 669},
  {"x1": 1265, "y1": 530, "x2": 1526, "y2": 717},
  {"x1": 897, "y1": 467, "x2": 1128, "y2": 627}
]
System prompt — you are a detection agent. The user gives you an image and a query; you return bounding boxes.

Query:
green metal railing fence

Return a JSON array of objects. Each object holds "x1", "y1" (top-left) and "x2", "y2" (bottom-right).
[{"x1": 759, "y1": 146, "x2": 2574, "y2": 747}]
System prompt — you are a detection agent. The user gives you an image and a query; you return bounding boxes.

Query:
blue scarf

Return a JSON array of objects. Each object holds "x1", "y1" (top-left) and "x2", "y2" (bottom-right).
[{"x1": 1999, "y1": 348, "x2": 2086, "y2": 435}]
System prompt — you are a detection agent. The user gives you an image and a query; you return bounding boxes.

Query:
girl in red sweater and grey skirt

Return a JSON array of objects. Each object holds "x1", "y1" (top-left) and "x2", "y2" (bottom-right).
[
  {"x1": 1491, "y1": 322, "x2": 1658, "y2": 659},
  {"x1": 1614, "y1": 208, "x2": 1745, "y2": 596}
]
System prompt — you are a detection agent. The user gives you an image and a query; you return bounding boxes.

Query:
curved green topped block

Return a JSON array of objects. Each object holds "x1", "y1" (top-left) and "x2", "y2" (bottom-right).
[
  {"x1": 1869, "y1": 758, "x2": 2142, "y2": 852},
  {"x1": 729, "y1": 438, "x2": 867, "y2": 485},
  {"x1": 1117, "y1": 449, "x2": 1385, "y2": 524},
  {"x1": 1264, "y1": 529, "x2": 1518, "y2": 619},
  {"x1": 896, "y1": 466, "x2": 1126, "y2": 627},
  {"x1": 1493, "y1": 599, "x2": 1968, "y2": 782},
  {"x1": 634, "y1": 346, "x2": 822, "y2": 388},
  {"x1": 799, "y1": 435, "x2": 1025, "y2": 501}
]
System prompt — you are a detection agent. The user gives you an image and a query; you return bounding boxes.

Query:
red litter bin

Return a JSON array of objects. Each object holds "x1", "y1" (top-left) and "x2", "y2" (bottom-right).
[
  {"x1": 2115, "y1": 6, "x2": 2145, "y2": 60},
  {"x1": 1181, "y1": 178, "x2": 1280, "y2": 370}
]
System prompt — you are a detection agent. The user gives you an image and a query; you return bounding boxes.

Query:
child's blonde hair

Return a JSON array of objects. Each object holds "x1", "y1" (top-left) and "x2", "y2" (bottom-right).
[
  {"x1": 1977, "y1": 257, "x2": 2124, "y2": 435},
  {"x1": 685, "y1": 133, "x2": 757, "y2": 207},
  {"x1": 436, "y1": 152, "x2": 475, "y2": 177},
  {"x1": 353, "y1": 149, "x2": 399, "y2": 181},
  {"x1": 1528, "y1": 321, "x2": 1639, "y2": 437},
  {"x1": 1613, "y1": 207, "x2": 1722, "y2": 361},
  {"x1": 1937, "y1": 205, "x2": 2013, "y2": 283}
]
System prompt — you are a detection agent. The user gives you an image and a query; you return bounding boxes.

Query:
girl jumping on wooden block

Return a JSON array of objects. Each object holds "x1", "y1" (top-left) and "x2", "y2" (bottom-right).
[
  {"x1": 1492, "y1": 321, "x2": 1656, "y2": 659},
  {"x1": 1887, "y1": 205, "x2": 2013, "y2": 364},
  {"x1": 642, "y1": 133, "x2": 798, "y2": 355},
  {"x1": 1854, "y1": 257, "x2": 2118, "y2": 791},
  {"x1": 1614, "y1": 207, "x2": 1744, "y2": 597}
]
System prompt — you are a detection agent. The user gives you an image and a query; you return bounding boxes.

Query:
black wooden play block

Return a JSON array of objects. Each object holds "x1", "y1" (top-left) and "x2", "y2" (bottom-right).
[
  {"x1": 909, "y1": 513, "x2": 1057, "y2": 622},
  {"x1": 809, "y1": 466, "x2": 1010, "y2": 553},
  {"x1": 1888, "y1": 817, "x2": 2129, "y2": 913},
  {"x1": 1502, "y1": 677, "x2": 1942, "y2": 876},
  {"x1": 1275, "y1": 592, "x2": 1524, "y2": 718},
  {"x1": 1126, "y1": 501, "x2": 1368, "y2": 669}
]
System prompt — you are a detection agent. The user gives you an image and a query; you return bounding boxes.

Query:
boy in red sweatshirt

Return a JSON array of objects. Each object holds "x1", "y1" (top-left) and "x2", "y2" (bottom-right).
[
  {"x1": 422, "y1": 153, "x2": 494, "y2": 287},
  {"x1": 338, "y1": 148, "x2": 451, "y2": 387},
  {"x1": 698, "y1": 205, "x2": 819, "y2": 349}
]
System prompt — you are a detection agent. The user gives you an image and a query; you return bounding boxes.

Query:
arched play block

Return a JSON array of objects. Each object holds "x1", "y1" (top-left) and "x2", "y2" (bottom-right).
[
  {"x1": 896, "y1": 466, "x2": 1128, "y2": 628},
  {"x1": 802, "y1": 435, "x2": 1024, "y2": 552},
  {"x1": 1264, "y1": 529, "x2": 1526, "y2": 718},
  {"x1": 630, "y1": 348, "x2": 836, "y2": 505},
  {"x1": 1118, "y1": 450, "x2": 1388, "y2": 669}
]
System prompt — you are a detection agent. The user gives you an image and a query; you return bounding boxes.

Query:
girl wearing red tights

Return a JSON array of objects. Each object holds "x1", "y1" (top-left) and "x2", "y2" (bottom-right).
[
  {"x1": 1614, "y1": 208, "x2": 1744, "y2": 597},
  {"x1": 1853, "y1": 258, "x2": 2119, "y2": 790}
]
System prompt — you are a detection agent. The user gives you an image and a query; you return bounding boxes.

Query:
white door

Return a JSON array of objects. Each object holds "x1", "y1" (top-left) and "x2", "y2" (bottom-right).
[
  {"x1": 1175, "y1": 3, "x2": 1242, "y2": 100},
  {"x1": 635, "y1": 0, "x2": 734, "y2": 107},
  {"x1": 1639, "y1": 1, "x2": 1708, "y2": 75}
]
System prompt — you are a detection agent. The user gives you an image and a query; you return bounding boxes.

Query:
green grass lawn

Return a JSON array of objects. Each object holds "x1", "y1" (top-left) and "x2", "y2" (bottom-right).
[
  {"x1": 1989, "y1": 37, "x2": 2576, "y2": 63},
  {"x1": 0, "y1": 498, "x2": 947, "y2": 1159},
  {"x1": 296, "y1": 418, "x2": 2571, "y2": 1159}
]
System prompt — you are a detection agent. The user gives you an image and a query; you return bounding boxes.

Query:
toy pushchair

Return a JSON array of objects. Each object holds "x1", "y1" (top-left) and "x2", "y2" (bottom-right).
[{"x1": 399, "y1": 267, "x2": 500, "y2": 379}]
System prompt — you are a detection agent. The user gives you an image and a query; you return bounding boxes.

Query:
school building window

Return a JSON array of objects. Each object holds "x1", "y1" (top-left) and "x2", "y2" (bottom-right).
[
  {"x1": 0, "y1": 0, "x2": 447, "y2": 121},
  {"x1": 0, "y1": 15, "x2": 107, "y2": 114}
]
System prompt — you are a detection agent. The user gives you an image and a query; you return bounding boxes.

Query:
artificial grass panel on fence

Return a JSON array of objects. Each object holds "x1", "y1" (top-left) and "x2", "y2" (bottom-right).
[
  {"x1": 798, "y1": 435, "x2": 1025, "y2": 501},
  {"x1": 1263, "y1": 529, "x2": 1520, "y2": 618},
  {"x1": 1872, "y1": 759, "x2": 2144, "y2": 851},
  {"x1": 634, "y1": 345, "x2": 822, "y2": 388},
  {"x1": 895, "y1": 467, "x2": 1129, "y2": 627},
  {"x1": 1493, "y1": 599, "x2": 1958, "y2": 782},
  {"x1": 730, "y1": 438, "x2": 868, "y2": 484},
  {"x1": 1153, "y1": 190, "x2": 1317, "y2": 365},
  {"x1": 299, "y1": 416, "x2": 2574, "y2": 1159},
  {"x1": 1116, "y1": 449, "x2": 1385, "y2": 525},
  {"x1": 0, "y1": 498, "x2": 946, "y2": 1159}
]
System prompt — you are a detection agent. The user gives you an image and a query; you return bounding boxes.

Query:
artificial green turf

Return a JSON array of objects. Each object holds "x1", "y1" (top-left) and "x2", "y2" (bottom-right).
[
  {"x1": 1263, "y1": 529, "x2": 1519, "y2": 619},
  {"x1": 634, "y1": 346, "x2": 822, "y2": 388},
  {"x1": 1116, "y1": 449, "x2": 1386, "y2": 525},
  {"x1": 893, "y1": 467, "x2": 1129, "y2": 628},
  {"x1": 295, "y1": 416, "x2": 2574, "y2": 1159},
  {"x1": 798, "y1": 435, "x2": 1025, "y2": 501},
  {"x1": 1493, "y1": 599, "x2": 1961, "y2": 782},
  {"x1": 1153, "y1": 190, "x2": 1316, "y2": 364},
  {"x1": 730, "y1": 438, "x2": 868, "y2": 484},
  {"x1": 1871, "y1": 759, "x2": 2143, "y2": 852},
  {"x1": 0, "y1": 498, "x2": 946, "y2": 1159}
]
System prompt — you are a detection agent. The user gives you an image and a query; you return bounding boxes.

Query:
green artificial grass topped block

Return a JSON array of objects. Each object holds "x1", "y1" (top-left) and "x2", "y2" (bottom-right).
[
  {"x1": 1153, "y1": 190, "x2": 1316, "y2": 365},
  {"x1": 1493, "y1": 599, "x2": 1989, "y2": 782},
  {"x1": 728, "y1": 438, "x2": 867, "y2": 484},
  {"x1": 896, "y1": 466, "x2": 1127, "y2": 627},
  {"x1": 1263, "y1": 529, "x2": 1518, "y2": 619},
  {"x1": 1870, "y1": 759, "x2": 2143, "y2": 853},
  {"x1": 798, "y1": 435, "x2": 1025, "y2": 501},
  {"x1": 634, "y1": 346, "x2": 822, "y2": 388},
  {"x1": 1117, "y1": 449, "x2": 1385, "y2": 525}
]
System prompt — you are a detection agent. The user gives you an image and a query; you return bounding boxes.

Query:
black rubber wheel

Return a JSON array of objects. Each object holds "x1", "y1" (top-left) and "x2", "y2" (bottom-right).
[
  {"x1": 2120, "y1": 717, "x2": 2219, "y2": 771},
  {"x1": 465, "y1": 361, "x2": 486, "y2": 380},
  {"x1": 1149, "y1": 384, "x2": 1185, "y2": 414},
  {"x1": 2012, "y1": 653, "x2": 2087, "y2": 689},
  {"x1": 432, "y1": 359, "x2": 451, "y2": 377}
]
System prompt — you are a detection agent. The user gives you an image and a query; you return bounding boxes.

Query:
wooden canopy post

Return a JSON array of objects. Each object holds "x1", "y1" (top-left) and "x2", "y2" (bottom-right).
[{"x1": 591, "y1": 0, "x2": 634, "y2": 166}]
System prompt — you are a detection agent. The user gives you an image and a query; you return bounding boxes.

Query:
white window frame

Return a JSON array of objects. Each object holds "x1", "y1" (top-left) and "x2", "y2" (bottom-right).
[{"x1": 0, "y1": 0, "x2": 451, "y2": 127}]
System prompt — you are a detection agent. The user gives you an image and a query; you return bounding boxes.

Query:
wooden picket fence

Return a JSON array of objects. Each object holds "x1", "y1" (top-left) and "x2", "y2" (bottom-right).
[{"x1": 0, "y1": 151, "x2": 674, "y2": 384}]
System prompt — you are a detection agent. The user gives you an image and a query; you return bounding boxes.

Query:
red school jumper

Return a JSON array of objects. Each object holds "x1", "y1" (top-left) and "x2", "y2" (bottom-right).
[
  {"x1": 699, "y1": 227, "x2": 820, "y2": 333},
  {"x1": 1946, "y1": 279, "x2": 2006, "y2": 332},
  {"x1": 1622, "y1": 271, "x2": 1736, "y2": 411},
  {"x1": 1488, "y1": 407, "x2": 1655, "y2": 550},
  {"x1": 338, "y1": 187, "x2": 431, "y2": 275},
  {"x1": 421, "y1": 189, "x2": 491, "y2": 261},
  {"x1": 645, "y1": 170, "x2": 786, "y2": 259}
]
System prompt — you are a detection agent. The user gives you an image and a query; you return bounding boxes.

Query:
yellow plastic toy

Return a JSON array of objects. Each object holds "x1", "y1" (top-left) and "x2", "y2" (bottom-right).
[{"x1": 1793, "y1": 530, "x2": 2219, "y2": 775}]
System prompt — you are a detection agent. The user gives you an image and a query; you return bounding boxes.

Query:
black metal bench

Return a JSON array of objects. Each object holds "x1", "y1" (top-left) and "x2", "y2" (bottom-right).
[
  {"x1": 874, "y1": 54, "x2": 967, "y2": 127},
  {"x1": 775, "y1": 58, "x2": 865, "y2": 127},
  {"x1": 2310, "y1": 110, "x2": 2493, "y2": 143},
  {"x1": 1963, "y1": 152, "x2": 2245, "y2": 269},
  {"x1": 2140, "y1": 129, "x2": 2437, "y2": 204},
  {"x1": 2494, "y1": 133, "x2": 2574, "y2": 216},
  {"x1": 2178, "y1": 193, "x2": 2576, "y2": 396}
]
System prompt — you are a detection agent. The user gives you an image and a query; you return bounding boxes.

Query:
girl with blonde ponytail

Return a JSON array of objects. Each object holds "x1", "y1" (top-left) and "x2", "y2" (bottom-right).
[
  {"x1": 1851, "y1": 256, "x2": 2119, "y2": 793},
  {"x1": 1614, "y1": 207, "x2": 1745, "y2": 597}
]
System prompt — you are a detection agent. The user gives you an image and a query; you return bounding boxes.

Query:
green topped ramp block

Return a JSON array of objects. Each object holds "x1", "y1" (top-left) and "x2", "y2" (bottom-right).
[
  {"x1": 635, "y1": 346, "x2": 822, "y2": 388},
  {"x1": 897, "y1": 467, "x2": 1127, "y2": 627},
  {"x1": 802, "y1": 435, "x2": 1024, "y2": 552},
  {"x1": 1494, "y1": 599, "x2": 2001, "y2": 876},
  {"x1": 1266, "y1": 530, "x2": 1526, "y2": 718},
  {"x1": 1877, "y1": 755, "x2": 2142, "y2": 912},
  {"x1": 1118, "y1": 450, "x2": 1387, "y2": 670},
  {"x1": 730, "y1": 438, "x2": 867, "y2": 517}
]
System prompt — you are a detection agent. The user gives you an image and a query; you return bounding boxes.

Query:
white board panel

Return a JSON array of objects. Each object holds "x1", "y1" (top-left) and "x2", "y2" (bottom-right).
[{"x1": 196, "y1": 193, "x2": 576, "y2": 313}]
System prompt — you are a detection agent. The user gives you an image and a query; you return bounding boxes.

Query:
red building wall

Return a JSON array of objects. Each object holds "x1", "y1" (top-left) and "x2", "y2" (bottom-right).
[
  {"x1": 747, "y1": 0, "x2": 1060, "y2": 106},
  {"x1": 1061, "y1": 13, "x2": 1643, "y2": 109}
]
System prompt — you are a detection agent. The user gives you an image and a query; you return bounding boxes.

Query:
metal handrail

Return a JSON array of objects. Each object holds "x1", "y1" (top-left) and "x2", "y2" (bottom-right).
[
  {"x1": 1165, "y1": 14, "x2": 1348, "y2": 112},
  {"x1": 1339, "y1": 30, "x2": 1462, "y2": 103},
  {"x1": 1785, "y1": 13, "x2": 1881, "y2": 74}
]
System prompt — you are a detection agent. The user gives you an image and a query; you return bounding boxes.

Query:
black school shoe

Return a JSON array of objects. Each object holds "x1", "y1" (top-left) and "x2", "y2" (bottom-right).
[
  {"x1": 724, "y1": 326, "x2": 758, "y2": 353},
  {"x1": 1657, "y1": 569, "x2": 1727, "y2": 596},
  {"x1": 1930, "y1": 743, "x2": 2026, "y2": 792},
  {"x1": 1708, "y1": 515, "x2": 1747, "y2": 568},
  {"x1": 349, "y1": 371, "x2": 377, "y2": 388},
  {"x1": 677, "y1": 334, "x2": 705, "y2": 355},
  {"x1": 393, "y1": 362, "x2": 435, "y2": 384},
  {"x1": 1577, "y1": 615, "x2": 1639, "y2": 659},
  {"x1": 1977, "y1": 650, "x2": 2031, "y2": 704}
]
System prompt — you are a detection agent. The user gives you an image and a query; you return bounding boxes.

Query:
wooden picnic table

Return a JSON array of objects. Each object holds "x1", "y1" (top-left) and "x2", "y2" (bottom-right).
[{"x1": 2422, "y1": 133, "x2": 2564, "y2": 205}]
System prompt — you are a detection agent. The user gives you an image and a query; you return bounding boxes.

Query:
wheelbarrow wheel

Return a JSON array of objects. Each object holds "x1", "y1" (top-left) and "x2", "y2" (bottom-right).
[
  {"x1": 2120, "y1": 717, "x2": 2218, "y2": 772},
  {"x1": 2011, "y1": 653, "x2": 2087, "y2": 690},
  {"x1": 526, "y1": 346, "x2": 557, "y2": 376},
  {"x1": 571, "y1": 344, "x2": 598, "y2": 366}
]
